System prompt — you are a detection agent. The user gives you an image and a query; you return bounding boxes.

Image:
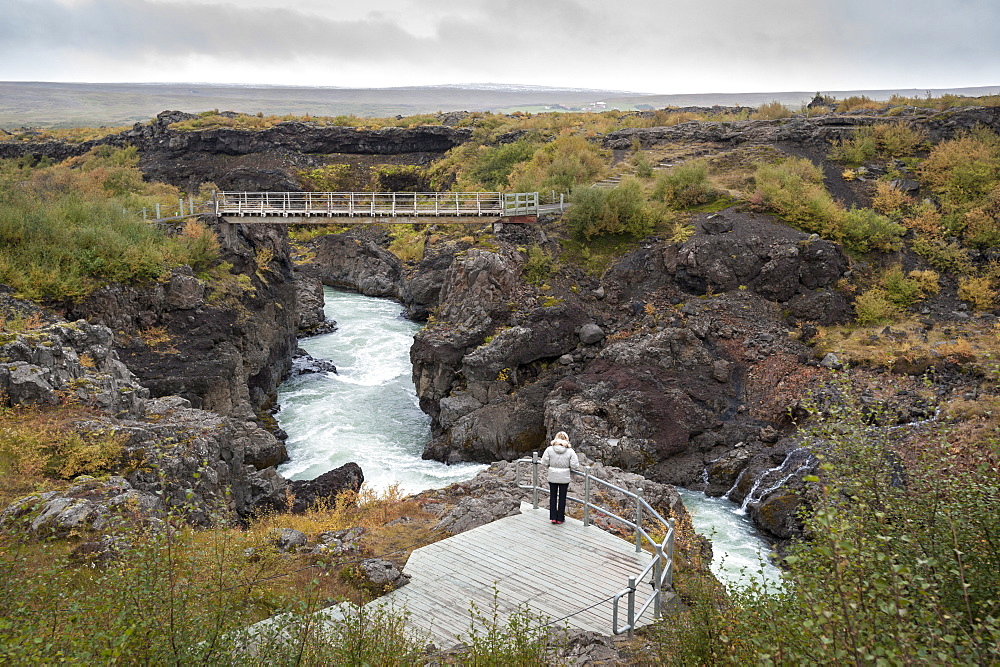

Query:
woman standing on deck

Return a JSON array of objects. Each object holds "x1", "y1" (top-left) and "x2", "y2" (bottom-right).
[{"x1": 540, "y1": 431, "x2": 581, "y2": 524}]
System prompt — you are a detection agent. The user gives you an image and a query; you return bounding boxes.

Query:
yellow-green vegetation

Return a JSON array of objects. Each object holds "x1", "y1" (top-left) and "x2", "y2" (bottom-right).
[
  {"x1": 521, "y1": 245, "x2": 555, "y2": 285},
  {"x1": 829, "y1": 122, "x2": 927, "y2": 164},
  {"x1": 750, "y1": 157, "x2": 905, "y2": 252},
  {"x1": 750, "y1": 101, "x2": 793, "y2": 120},
  {"x1": 652, "y1": 383, "x2": 1000, "y2": 664},
  {"x1": 0, "y1": 404, "x2": 125, "y2": 504},
  {"x1": 0, "y1": 126, "x2": 131, "y2": 144},
  {"x1": 386, "y1": 225, "x2": 427, "y2": 264},
  {"x1": 0, "y1": 478, "x2": 444, "y2": 664},
  {"x1": 652, "y1": 160, "x2": 720, "y2": 209},
  {"x1": 809, "y1": 318, "x2": 999, "y2": 375},
  {"x1": 507, "y1": 134, "x2": 609, "y2": 194},
  {"x1": 917, "y1": 127, "x2": 1000, "y2": 248},
  {"x1": 958, "y1": 275, "x2": 996, "y2": 311},
  {"x1": 566, "y1": 177, "x2": 660, "y2": 241},
  {"x1": 851, "y1": 264, "x2": 942, "y2": 326},
  {"x1": 168, "y1": 109, "x2": 443, "y2": 132},
  {"x1": 0, "y1": 147, "x2": 219, "y2": 300}
]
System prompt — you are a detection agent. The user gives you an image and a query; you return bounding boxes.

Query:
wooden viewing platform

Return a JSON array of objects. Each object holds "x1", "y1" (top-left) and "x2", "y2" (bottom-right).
[{"x1": 359, "y1": 502, "x2": 674, "y2": 646}]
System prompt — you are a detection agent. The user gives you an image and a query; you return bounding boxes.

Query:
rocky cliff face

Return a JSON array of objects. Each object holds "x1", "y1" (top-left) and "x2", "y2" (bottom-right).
[
  {"x1": 602, "y1": 106, "x2": 1000, "y2": 149},
  {"x1": 65, "y1": 220, "x2": 299, "y2": 419},
  {"x1": 0, "y1": 111, "x2": 472, "y2": 192}
]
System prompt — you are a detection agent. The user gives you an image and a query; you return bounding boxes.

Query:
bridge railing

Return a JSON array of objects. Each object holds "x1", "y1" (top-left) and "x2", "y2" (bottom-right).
[
  {"x1": 213, "y1": 191, "x2": 539, "y2": 218},
  {"x1": 515, "y1": 454, "x2": 675, "y2": 637}
]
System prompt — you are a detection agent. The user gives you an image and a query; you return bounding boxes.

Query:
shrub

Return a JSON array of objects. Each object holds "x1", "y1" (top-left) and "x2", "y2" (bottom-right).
[
  {"x1": 467, "y1": 140, "x2": 537, "y2": 190},
  {"x1": 854, "y1": 287, "x2": 902, "y2": 324},
  {"x1": 871, "y1": 180, "x2": 911, "y2": 217},
  {"x1": 566, "y1": 178, "x2": 656, "y2": 240},
  {"x1": 507, "y1": 134, "x2": 609, "y2": 194},
  {"x1": 880, "y1": 265, "x2": 938, "y2": 308},
  {"x1": 919, "y1": 128, "x2": 1000, "y2": 214},
  {"x1": 522, "y1": 245, "x2": 553, "y2": 285},
  {"x1": 652, "y1": 160, "x2": 718, "y2": 209},
  {"x1": 911, "y1": 236, "x2": 973, "y2": 274},
  {"x1": 958, "y1": 275, "x2": 996, "y2": 310},
  {"x1": 652, "y1": 381, "x2": 1000, "y2": 664},
  {"x1": 840, "y1": 207, "x2": 905, "y2": 253},
  {"x1": 830, "y1": 123, "x2": 926, "y2": 164},
  {"x1": 750, "y1": 101, "x2": 793, "y2": 120}
]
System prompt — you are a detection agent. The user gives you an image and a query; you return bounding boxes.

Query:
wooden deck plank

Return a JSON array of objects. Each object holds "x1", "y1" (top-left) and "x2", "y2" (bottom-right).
[{"x1": 358, "y1": 502, "x2": 670, "y2": 645}]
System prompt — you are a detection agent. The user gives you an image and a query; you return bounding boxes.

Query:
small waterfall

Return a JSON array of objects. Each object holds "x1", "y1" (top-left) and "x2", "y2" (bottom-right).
[{"x1": 735, "y1": 448, "x2": 816, "y2": 515}]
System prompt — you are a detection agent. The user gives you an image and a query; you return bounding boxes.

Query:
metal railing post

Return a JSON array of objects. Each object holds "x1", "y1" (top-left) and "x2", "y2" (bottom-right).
[
  {"x1": 212, "y1": 190, "x2": 218, "y2": 216},
  {"x1": 531, "y1": 451, "x2": 539, "y2": 510},
  {"x1": 189, "y1": 195, "x2": 194, "y2": 216},
  {"x1": 627, "y1": 577, "x2": 636, "y2": 639},
  {"x1": 560, "y1": 192, "x2": 565, "y2": 212},
  {"x1": 155, "y1": 203, "x2": 161, "y2": 219},
  {"x1": 142, "y1": 207, "x2": 147, "y2": 221},
  {"x1": 666, "y1": 518, "x2": 676, "y2": 588},
  {"x1": 652, "y1": 548, "x2": 663, "y2": 619},
  {"x1": 635, "y1": 487, "x2": 644, "y2": 553},
  {"x1": 583, "y1": 465, "x2": 592, "y2": 527}
]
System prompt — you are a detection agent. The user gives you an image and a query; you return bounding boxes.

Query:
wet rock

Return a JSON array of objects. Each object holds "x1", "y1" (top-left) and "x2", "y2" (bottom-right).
[
  {"x1": 295, "y1": 273, "x2": 335, "y2": 335},
  {"x1": 304, "y1": 233, "x2": 404, "y2": 298}
]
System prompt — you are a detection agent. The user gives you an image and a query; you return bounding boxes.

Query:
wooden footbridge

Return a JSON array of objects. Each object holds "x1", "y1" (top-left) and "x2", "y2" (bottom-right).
[
  {"x1": 249, "y1": 457, "x2": 677, "y2": 650},
  {"x1": 147, "y1": 191, "x2": 564, "y2": 224}
]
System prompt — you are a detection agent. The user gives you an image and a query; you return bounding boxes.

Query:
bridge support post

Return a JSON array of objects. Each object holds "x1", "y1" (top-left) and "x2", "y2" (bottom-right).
[
  {"x1": 531, "y1": 451, "x2": 539, "y2": 510},
  {"x1": 635, "y1": 487, "x2": 644, "y2": 553}
]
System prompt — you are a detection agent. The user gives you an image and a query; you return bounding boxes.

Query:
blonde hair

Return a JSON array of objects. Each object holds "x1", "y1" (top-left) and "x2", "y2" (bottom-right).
[{"x1": 550, "y1": 431, "x2": 571, "y2": 447}]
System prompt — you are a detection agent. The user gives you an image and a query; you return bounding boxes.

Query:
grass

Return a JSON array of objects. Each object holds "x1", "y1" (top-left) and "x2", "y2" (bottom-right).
[{"x1": 0, "y1": 147, "x2": 218, "y2": 300}]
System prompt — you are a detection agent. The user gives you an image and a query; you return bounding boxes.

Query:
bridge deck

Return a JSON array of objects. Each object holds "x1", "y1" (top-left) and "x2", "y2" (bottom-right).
[{"x1": 365, "y1": 502, "x2": 667, "y2": 647}]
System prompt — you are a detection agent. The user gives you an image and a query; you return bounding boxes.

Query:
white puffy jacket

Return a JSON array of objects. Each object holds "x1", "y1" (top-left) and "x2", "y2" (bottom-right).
[{"x1": 540, "y1": 444, "x2": 580, "y2": 484}]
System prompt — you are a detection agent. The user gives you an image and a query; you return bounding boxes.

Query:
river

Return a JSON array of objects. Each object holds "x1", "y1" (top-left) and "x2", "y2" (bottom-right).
[
  {"x1": 276, "y1": 287, "x2": 485, "y2": 494},
  {"x1": 675, "y1": 488, "x2": 784, "y2": 591},
  {"x1": 276, "y1": 288, "x2": 782, "y2": 590}
]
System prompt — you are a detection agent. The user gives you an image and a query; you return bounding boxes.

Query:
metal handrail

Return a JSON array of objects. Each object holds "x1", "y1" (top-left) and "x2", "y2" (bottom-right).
[
  {"x1": 516, "y1": 453, "x2": 675, "y2": 637},
  {"x1": 212, "y1": 191, "x2": 539, "y2": 218}
]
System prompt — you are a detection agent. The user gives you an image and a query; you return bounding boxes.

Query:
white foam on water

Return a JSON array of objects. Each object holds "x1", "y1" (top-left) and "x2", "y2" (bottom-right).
[
  {"x1": 277, "y1": 288, "x2": 485, "y2": 494},
  {"x1": 676, "y1": 487, "x2": 785, "y2": 593}
]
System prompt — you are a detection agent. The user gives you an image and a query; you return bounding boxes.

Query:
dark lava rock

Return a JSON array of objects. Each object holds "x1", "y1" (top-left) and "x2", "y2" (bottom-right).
[{"x1": 287, "y1": 462, "x2": 365, "y2": 514}]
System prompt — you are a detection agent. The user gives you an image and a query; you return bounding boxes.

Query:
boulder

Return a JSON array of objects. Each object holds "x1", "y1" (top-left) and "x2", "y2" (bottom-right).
[
  {"x1": 357, "y1": 558, "x2": 410, "y2": 591},
  {"x1": 274, "y1": 528, "x2": 308, "y2": 552},
  {"x1": 578, "y1": 323, "x2": 605, "y2": 345},
  {"x1": 287, "y1": 462, "x2": 365, "y2": 514}
]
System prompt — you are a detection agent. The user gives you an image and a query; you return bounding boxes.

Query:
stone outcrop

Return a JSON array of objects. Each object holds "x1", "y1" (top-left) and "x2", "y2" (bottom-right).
[
  {"x1": 286, "y1": 462, "x2": 365, "y2": 514},
  {"x1": 602, "y1": 106, "x2": 1000, "y2": 150},
  {"x1": 0, "y1": 319, "x2": 148, "y2": 416},
  {"x1": 0, "y1": 476, "x2": 162, "y2": 536},
  {"x1": 66, "y1": 221, "x2": 299, "y2": 418},
  {"x1": 303, "y1": 233, "x2": 404, "y2": 298},
  {"x1": 0, "y1": 111, "x2": 471, "y2": 192}
]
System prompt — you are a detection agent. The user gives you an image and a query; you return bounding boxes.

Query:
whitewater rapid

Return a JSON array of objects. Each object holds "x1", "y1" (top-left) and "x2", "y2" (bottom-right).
[{"x1": 276, "y1": 287, "x2": 485, "y2": 494}]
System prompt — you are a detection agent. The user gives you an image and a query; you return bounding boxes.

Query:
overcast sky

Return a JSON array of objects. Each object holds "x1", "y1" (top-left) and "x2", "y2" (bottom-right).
[{"x1": 2, "y1": 0, "x2": 998, "y2": 93}]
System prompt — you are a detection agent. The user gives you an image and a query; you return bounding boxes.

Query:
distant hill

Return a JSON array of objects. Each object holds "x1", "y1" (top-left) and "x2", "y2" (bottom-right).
[{"x1": 1, "y1": 81, "x2": 998, "y2": 129}]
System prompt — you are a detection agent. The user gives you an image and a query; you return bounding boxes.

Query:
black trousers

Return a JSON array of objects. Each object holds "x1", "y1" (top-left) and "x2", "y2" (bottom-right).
[{"x1": 549, "y1": 482, "x2": 569, "y2": 521}]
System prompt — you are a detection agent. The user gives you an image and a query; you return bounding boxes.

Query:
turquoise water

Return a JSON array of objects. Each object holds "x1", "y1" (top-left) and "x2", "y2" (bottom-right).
[
  {"x1": 675, "y1": 487, "x2": 785, "y2": 592},
  {"x1": 276, "y1": 288, "x2": 485, "y2": 494}
]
